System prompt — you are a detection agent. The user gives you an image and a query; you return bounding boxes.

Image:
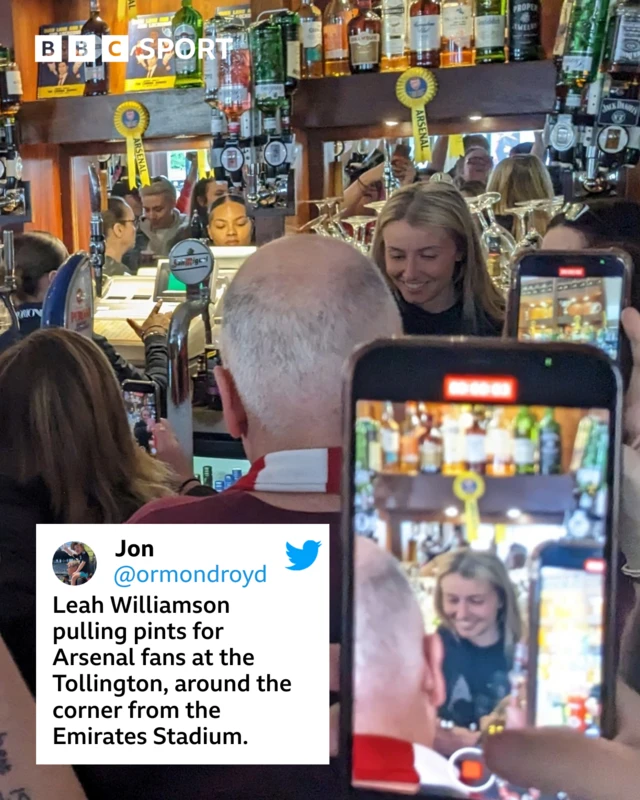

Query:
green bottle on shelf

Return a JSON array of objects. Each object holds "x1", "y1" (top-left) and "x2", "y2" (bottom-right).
[
  {"x1": 173, "y1": 0, "x2": 204, "y2": 89},
  {"x1": 513, "y1": 406, "x2": 538, "y2": 475}
]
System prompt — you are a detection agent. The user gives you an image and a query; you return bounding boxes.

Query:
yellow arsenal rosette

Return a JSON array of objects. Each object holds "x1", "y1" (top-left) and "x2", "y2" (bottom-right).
[
  {"x1": 114, "y1": 101, "x2": 150, "y2": 190},
  {"x1": 117, "y1": 0, "x2": 138, "y2": 19},
  {"x1": 453, "y1": 471, "x2": 486, "y2": 543},
  {"x1": 448, "y1": 134, "x2": 465, "y2": 160},
  {"x1": 396, "y1": 68, "x2": 438, "y2": 164},
  {"x1": 197, "y1": 149, "x2": 210, "y2": 181}
]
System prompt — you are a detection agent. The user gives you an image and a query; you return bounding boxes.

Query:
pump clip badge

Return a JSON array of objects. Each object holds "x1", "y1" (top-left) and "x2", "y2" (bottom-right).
[
  {"x1": 396, "y1": 68, "x2": 437, "y2": 164},
  {"x1": 169, "y1": 239, "x2": 214, "y2": 287}
]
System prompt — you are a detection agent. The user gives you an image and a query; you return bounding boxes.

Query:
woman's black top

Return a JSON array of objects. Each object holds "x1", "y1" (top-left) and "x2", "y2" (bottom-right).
[
  {"x1": 437, "y1": 626, "x2": 512, "y2": 729},
  {"x1": 397, "y1": 294, "x2": 504, "y2": 337}
]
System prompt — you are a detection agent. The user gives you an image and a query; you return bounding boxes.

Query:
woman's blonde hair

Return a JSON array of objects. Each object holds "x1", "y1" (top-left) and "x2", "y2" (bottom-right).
[
  {"x1": 0, "y1": 329, "x2": 176, "y2": 523},
  {"x1": 371, "y1": 182, "x2": 504, "y2": 332},
  {"x1": 487, "y1": 155, "x2": 554, "y2": 237},
  {"x1": 435, "y1": 549, "x2": 523, "y2": 657}
]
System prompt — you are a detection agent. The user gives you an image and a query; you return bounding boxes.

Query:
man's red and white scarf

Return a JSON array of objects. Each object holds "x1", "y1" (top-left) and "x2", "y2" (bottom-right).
[{"x1": 229, "y1": 448, "x2": 342, "y2": 494}]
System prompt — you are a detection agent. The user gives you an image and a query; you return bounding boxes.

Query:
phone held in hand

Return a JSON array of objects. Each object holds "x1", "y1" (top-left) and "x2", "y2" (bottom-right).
[
  {"x1": 340, "y1": 337, "x2": 622, "y2": 800},
  {"x1": 122, "y1": 379, "x2": 160, "y2": 457},
  {"x1": 506, "y1": 249, "x2": 633, "y2": 386}
]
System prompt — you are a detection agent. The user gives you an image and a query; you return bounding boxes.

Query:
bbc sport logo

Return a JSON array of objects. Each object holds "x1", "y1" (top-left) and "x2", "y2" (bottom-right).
[{"x1": 34, "y1": 35, "x2": 220, "y2": 63}]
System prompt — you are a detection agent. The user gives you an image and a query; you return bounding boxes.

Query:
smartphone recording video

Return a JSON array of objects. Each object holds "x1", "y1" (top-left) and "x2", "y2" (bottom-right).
[
  {"x1": 344, "y1": 341, "x2": 620, "y2": 800},
  {"x1": 122, "y1": 381, "x2": 159, "y2": 456},
  {"x1": 508, "y1": 250, "x2": 631, "y2": 363}
]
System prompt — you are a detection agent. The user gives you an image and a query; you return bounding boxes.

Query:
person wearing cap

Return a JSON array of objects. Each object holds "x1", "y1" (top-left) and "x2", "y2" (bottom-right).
[{"x1": 138, "y1": 177, "x2": 190, "y2": 258}]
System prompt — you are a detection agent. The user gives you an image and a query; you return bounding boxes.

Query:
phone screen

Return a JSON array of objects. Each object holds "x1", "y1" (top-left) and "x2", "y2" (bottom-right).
[
  {"x1": 123, "y1": 389, "x2": 158, "y2": 456},
  {"x1": 350, "y1": 395, "x2": 611, "y2": 799},
  {"x1": 517, "y1": 274, "x2": 623, "y2": 359}
]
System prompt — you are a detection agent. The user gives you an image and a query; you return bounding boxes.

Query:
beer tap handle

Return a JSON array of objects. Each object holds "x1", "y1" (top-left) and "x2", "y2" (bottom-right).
[
  {"x1": 2, "y1": 229, "x2": 15, "y2": 292},
  {"x1": 88, "y1": 163, "x2": 106, "y2": 299}
]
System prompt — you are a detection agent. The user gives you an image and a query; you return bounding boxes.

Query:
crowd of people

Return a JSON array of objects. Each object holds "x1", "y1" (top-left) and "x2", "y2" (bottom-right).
[{"x1": 1, "y1": 143, "x2": 640, "y2": 800}]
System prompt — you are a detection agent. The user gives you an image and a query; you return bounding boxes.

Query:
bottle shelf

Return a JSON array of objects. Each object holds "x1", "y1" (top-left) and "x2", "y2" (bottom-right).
[
  {"x1": 373, "y1": 471, "x2": 576, "y2": 524},
  {"x1": 16, "y1": 59, "x2": 557, "y2": 146}
]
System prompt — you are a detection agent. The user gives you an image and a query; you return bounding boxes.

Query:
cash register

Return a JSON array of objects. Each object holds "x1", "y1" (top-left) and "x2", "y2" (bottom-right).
[{"x1": 93, "y1": 246, "x2": 256, "y2": 366}]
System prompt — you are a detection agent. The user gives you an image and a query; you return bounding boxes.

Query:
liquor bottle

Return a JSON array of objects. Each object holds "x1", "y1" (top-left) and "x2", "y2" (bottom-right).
[
  {"x1": 486, "y1": 407, "x2": 514, "y2": 476},
  {"x1": 250, "y1": 20, "x2": 286, "y2": 122},
  {"x1": 400, "y1": 402, "x2": 424, "y2": 473},
  {"x1": 173, "y1": 0, "x2": 204, "y2": 89},
  {"x1": 464, "y1": 408, "x2": 487, "y2": 473},
  {"x1": 349, "y1": 0, "x2": 382, "y2": 73},
  {"x1": 380, "y1": 401, "x2": 401, "y2": 470},
  {"x1": 442, "y1": 406, "x2": 464, "y2": 475},
  {"x1": 561, "y1": 0, "x2": 610, "y2": 84},
  {"x1": 419, "y1": 414, "x2": 443, "y2": 473},
  {"x1": 409, "y1": 0, "x2": 441, "y2": 67},
  {"x1": 203, "y1": 15, "x2": 219, "y2": 106},
  {"x1": 475, "y1": 0, "x2": 506, "y2": 63},
  {"x1": 324, "y1": 0, "x2": 354, "y2": 76},
  {"x1": 485, "y1": 233, "x2": 502, "y2": 284},
  {"x1": 368, "y1": 409, "x2": 383, "y2": 473},
  {"x1": 381, "y1": 0, "x2": 409, "y2": 71},
  {"x1": 607, "y1": 0, "x2": 640, "y2": 75},
  {"x1": 299, "y1": 0, "x2": 324, "y2": 78},
  {"x1": 553, "y1": 0, "x2": 576, "y2": 67},
  {"x1": 513, "y1": 406, "x2": 538, "y2": 475},
  {"x1": 277, "y1": 11, "x2": 302, "y2": 95},
  {"x1": 441, "y1": 0, "x2": 475, "y2": 67},
  {"x1": 218, "y1": 18, "x2": 252, "y2": 137},
  {"x1": 0, "y1": 47, "x2": 22, "y2": 116},
  {"x1": 81, "y1": 0, "x2": 110, "y2": 96},
  {"x1": 539, "y1": 407, "x2": 562, "y2": 475},
  {"x1": 418, "y1": 401, "x2": 432, "y2": 429},
  {"x1": 356, "y1": 402, "x2": 373, "y2": 472},
  {"x1": 509, "y1": 0, "x2": 541, "y2": 62}
]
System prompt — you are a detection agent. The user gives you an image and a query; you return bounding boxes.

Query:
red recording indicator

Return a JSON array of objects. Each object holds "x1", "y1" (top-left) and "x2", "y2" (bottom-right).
[
  {"x1": 559, "y1": 266, "x2": 586, "y2": 277},
  {"x1": 584, "y1": 558, "x2": 605, "y2": 574},
  {"x1": 460, "y1": 760, "x2": 484, "y2": 782},
  {"x1": 444, "y1": 375, "x2": 518, "y2": 402}
]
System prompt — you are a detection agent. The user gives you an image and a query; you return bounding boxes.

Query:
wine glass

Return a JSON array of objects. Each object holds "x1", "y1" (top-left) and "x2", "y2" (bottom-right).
[
  {"x1": 364, "y1": 200, "x2": 387, "y2": 216},
  {"x1": 514, "y1": 199, "x2": 546, "y2": 250},
  {"x1": 343, "y1": 216, "x2": 376, "y2": 254},
  {"x1": 478, "y1": 193, "x2": 517, "y2": 254}
]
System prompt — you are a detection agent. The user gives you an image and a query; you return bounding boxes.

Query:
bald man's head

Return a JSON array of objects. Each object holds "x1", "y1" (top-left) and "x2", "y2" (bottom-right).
[
  {"x1": 219, "y1": 236, "x2": 402, "y2": 437},
  {"x1": 354, "y1": 538, "x2": 446, "y2": 747}
]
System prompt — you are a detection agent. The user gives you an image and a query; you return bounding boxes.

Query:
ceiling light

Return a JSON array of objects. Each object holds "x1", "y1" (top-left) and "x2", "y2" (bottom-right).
[
  {"x1": 384, "y1": 120, "x2": 399, "y2": 127},
  {"x1": 444, "y1": 506, "x2": 459, "y2": 518},
  {"x1": 506, "y1": 508, "x2": 522, "y2": 520},
  {"x1": 469, "y1": 115, "x2": 482, "y2": 121}
]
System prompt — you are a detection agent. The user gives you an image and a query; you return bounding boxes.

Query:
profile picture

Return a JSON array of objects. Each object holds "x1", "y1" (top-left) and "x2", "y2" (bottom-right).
[
  {"x1": 53, "y1": 542, "x2": 96, "y2": 586},
  {"x1": 407, "y1": 77, "x2": 427, "y2": 99},
  {"x1": 123, "y1": 109, "x2": 141, "y2": 130}
]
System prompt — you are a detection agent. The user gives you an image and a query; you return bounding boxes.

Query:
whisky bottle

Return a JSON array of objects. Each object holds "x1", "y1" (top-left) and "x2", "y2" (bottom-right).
[
  {"x1": 324, "y1": 0, "x2": 354, "y2": 76},
  {"x1": 380, "y1": 401, "x2": 400, "y2": 470},
  {"x1": 410, "y1": 0, "x2": 441, "y2": 67},
  {"x1": 276, "y1": 10, "x2": 302, "y2": 95},
  {"x1": 299, "y1": 0, "x2": 324, "y2": 78},
  {"x1": 441, "y1": 0, "x2": 475, "y2": 67},
  {"x1": 173, "y1": 0, "x2": 204, "y2": 89},
  {"x1": 475, "y1": 0, "x2": 506, "y2": 63},
  {"x1": 509, "y1": 0, "x2": 541, "y2": 62},
  {"x1": 464, "y1": 408, "x2": 487, "y2": 473},
  {"x1": 81, "y1": 0, "x2": 110, "y2": 96},
  {"x1": 539, "y1": 407, "x2": 562, "y2": 475},
  {"x1": 553, "y1": 0, "x2": 575, "y2": 67},
  {"x1": 513, "y1": 406, "x2": 538, "y2": 475},
  {"x1": 0, "y1": 47, "x2": 22, "y2": 116},
  {"x1": 349, "y1": 0, "x2": 382, "y2": 73},
  {"x1": 607, "y1": 0, "x2": 640, "y2": 75},
  {"x1": 561, "y1": 0, "x2": 609, "y2": 82},
  {"x1": 419, "y1": 415, "x2": 443, "y2": 473},
  {"x1": 381, "y1": 0, "x2": 409, "y2": 72},
  {"x1": 486, "y1": 408, "x2": 514, "y2": 476},
  {"x1": 400, "y1": 402, "x2": 424, "y2": 473}
]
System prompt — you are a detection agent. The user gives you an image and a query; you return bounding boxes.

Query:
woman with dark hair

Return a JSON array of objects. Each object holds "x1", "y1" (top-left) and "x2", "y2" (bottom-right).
[
  {"x1": 207, "y1": 193, "x2": 254, "y2": 247},
  {"x1": 189, "y1": 176, "x2": 229, "y2": 235}
]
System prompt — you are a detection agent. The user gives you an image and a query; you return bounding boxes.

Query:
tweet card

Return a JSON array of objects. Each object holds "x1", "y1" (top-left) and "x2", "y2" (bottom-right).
[{"x1": 36, "y1": 524, "x2": 329, "y2": 765}]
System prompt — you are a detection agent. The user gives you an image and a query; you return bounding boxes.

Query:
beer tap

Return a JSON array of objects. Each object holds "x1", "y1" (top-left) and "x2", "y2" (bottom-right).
[
  {"x1": 382, "y1": 138, "x2": 400, "y2": 198},
  {"x1": 88, "y1": 164, "x2": 106, "y2": 298},
  {"x1": 0, "y1": 229, "x2": 18, "y2": 339}
]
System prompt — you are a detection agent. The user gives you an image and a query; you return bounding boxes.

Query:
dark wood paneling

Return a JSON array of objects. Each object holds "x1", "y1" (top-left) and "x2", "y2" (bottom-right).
[
  {"x1": 293, "y1": 61, "x2": 556, "y2": 128},
  {"x1": 0, "y1": 2, "x2": 13, "y2": 48},
  {"x1": 21, "y1": 143, "x2": 64, "y2": 239}
]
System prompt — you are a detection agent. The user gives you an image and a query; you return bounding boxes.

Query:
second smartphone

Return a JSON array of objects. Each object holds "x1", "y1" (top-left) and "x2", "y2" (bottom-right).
[
  {"x1": 122, "y1": 379, "x2": 160, "y2": 456},
  {"x1": 341, "y1": 338, "x2": 622, "y2": 800},
  {"x1": 506, "y1": 249, "x2": 632, "y2": 382}
]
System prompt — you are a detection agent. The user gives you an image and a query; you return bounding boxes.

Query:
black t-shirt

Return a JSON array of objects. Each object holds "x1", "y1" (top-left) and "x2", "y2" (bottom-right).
[
  {"x1": 75, "y1": 550, "x2": 92, "y2": 575},
  {"x1": 15, "y1": 302, "x2": 43, "y2": 336},
  {"x1": 438, "y1": 626, "x2": 512, "y2": 729},
  {"x1": 397, "y1": 295, "x2": 504, "y2": 337}
]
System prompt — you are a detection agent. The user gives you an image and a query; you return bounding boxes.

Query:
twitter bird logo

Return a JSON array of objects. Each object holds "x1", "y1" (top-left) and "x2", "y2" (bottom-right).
[{"x1": 286, "y1": 540, "x2": 321, "y2": 571}]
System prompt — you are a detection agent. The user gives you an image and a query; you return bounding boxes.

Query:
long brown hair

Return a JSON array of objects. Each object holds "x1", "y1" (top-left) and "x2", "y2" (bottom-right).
[
  {"x1": 0, "y1": 329, "x2": 176, "y2": 523},
  {"x1": 371, "y1": 182, "x2": 504, "y2": 331},
  {"x1": 486, "y1": 155, "x2": 554, "y2": 238}
]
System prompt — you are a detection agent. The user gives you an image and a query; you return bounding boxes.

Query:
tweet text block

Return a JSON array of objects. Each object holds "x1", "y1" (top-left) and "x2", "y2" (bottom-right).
[{"x1": 36, "y1": 524, "x2": 329, "y2": 765}]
